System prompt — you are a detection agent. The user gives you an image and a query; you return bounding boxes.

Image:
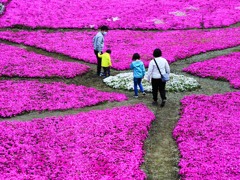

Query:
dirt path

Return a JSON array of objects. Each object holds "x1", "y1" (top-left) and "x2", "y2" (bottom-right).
[{"x1": 0, "y1": 33, "x2": 239, "y2": 179}]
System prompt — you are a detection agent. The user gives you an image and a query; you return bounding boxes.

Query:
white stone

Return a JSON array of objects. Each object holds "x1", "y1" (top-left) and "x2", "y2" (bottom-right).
[
  {"x1": 169, "y1": 11, "x2": 187, "y2": 17},
  {"x1": 186, "y1": 6, "x2": 199, "y2": 10},
  {"x1": 112, "y1": 17, "x2": 120, "y2": 21}
]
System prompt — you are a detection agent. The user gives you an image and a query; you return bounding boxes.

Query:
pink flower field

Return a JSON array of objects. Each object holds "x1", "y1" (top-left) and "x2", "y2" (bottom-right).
[
  {"x1": 0, "y1": 80, "x2": 127, "y2": 117},
  {"x1": 1, "y1": 0, "x2": 239, "y2": 178},
  {"x1": 183, "y1": 52, "x2": 240, "y2": 89},
  {"x1": 0, "y1": 43, "x2": 90, "y2": 78},
  {"x1": 0, "y1": 103, "x2": 155, "y2": 179},
  {"x1": 0, "y1": 27, "x2": 239, "y2": 70},
  {"x1": 0, "y1": 0, "x2": 239, "y2": 30},
  {"x1": 173, "y1": 92, "x2": 240, "y2": 179}
]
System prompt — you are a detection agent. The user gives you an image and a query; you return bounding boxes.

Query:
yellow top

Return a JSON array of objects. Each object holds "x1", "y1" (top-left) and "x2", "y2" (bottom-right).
[{"x1": 98, "y1": 53, "x2": 112, "y2": 67}]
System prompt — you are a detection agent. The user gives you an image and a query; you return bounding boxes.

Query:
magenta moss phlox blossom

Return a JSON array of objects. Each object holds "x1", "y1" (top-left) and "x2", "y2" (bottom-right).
[
  {"x1": 173, "y1": 92, "x2": 240, "y2": 179},
  {"x1": 0, "y1": 0, "x2": 240, "y2": 29},
  {"x1": 183, "y1": 52, "x2": 240, "y2": 89},
  {"x1": 0, "y1": 43, "x2": 90, "y2": 78},
  {"x1": 0, "y1": 28, "x2": 239, "y2": 70},
  {"x1": 0, "y1": 103, "x2": 155, "y2": 179},
  {"x1": 0, "y1": 80, "x2": 128, "y2": 117}
]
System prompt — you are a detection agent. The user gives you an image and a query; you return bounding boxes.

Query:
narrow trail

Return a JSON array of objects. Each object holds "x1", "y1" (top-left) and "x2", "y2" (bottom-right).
[
  {"x1": 0, "y1": 26, "x2": 239, "y2": 179},
  {"x1": 0, "y1": 21, "x2": 239, "y2": 32}
]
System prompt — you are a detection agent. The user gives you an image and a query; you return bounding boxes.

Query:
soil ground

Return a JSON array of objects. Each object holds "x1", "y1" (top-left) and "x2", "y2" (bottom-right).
[{"x1": 0, "y1": 33, "x2": 239, "y2": 180}]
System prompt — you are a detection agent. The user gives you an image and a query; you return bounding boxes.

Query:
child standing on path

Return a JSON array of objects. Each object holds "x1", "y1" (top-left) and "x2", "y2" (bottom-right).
[
  {"x1": 130, "y1": 53, "x2": 146, "y2": 98},
  {"x1": 98, "y1": 49, "x2": 112, "y2": 77}
]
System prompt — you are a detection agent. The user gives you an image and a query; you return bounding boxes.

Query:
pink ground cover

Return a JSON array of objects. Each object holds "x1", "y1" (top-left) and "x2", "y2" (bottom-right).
[
  {"x1": 0, "y1": 43, "x2": 90, "y2": 78},
  {"x1": 0, "y1": 0, "x2": 239, "y2": 30},
  {"x1": 173, "y1": 92, "x2": 240, "y2": 179},
  {"x1": 0, "y1": 0, "x2": 9, "y2": 3},
  {"x1": 0, "y1": 80, "x2": 127, "y2": 117},
  {"x1": 0, "y1": 103, "x2": 155, "y2": 179},
  {"x1": 183, "y1": 52, "x2": 240, "y2": 89},
  {"x1": 0, "y1": 27, "x2": 239, "y2": 70}
]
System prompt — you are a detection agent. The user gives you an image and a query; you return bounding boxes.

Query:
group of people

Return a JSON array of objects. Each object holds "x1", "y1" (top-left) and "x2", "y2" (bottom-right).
[{"x1": 93, "y1": 26, "x2": 170, "y2": 107}]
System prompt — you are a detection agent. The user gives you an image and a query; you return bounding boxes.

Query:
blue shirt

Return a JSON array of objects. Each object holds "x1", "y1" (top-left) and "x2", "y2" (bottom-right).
[{"x1": 130, "y1": 60, "x2": 146, "y2": 78}]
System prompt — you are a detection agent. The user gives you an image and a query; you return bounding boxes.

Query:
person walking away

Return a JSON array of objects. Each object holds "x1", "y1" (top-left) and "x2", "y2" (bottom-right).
[
  {"x1": 147, "y1": 48, "x2": 170, "y2": 107},
  {"x1": 93, "y1": 25, "x2": 109, "y2": 76},
  {"x1": 130, "y1": 53, "x2": 146, "y2": 98},
  {"x1": 98, "y1": 49, "x2": 112, "y2": 77}
]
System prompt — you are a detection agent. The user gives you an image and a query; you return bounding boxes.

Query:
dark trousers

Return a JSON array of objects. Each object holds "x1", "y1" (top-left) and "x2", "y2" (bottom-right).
[
  {"x1": 94, "y1": 50, "x2": 102, "y2": 75},
  {"x1": 103, "y1": 67, "x2": 110, "y2": 77},
  {"x1": 152, "y1": 78, "x2": 166, "y2": 101}
]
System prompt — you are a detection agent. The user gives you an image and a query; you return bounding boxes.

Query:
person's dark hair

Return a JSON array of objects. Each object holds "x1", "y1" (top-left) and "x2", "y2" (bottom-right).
[
  {"x1": 132, "y1": 53, "x2": 140, "y2": 60},
  {"x1": 153, "y1": 48, "x2": 162, "y2": 57},
  {"x1": 106, "y1": 49, "x2": 111, "y2": 54},
  {"x1": 100, "y1": 25, "x2": 109, "y2": 31}
]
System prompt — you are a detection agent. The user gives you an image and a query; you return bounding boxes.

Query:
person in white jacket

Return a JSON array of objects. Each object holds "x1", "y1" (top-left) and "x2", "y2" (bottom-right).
[{"x1": 147, "y1": 48, "x2": 170, "y2": 107}]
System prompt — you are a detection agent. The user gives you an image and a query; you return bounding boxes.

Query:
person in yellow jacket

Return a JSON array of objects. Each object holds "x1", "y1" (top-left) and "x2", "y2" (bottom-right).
[{"x1": 98, "y1": 49, "x2": 112, "y2": 77}]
